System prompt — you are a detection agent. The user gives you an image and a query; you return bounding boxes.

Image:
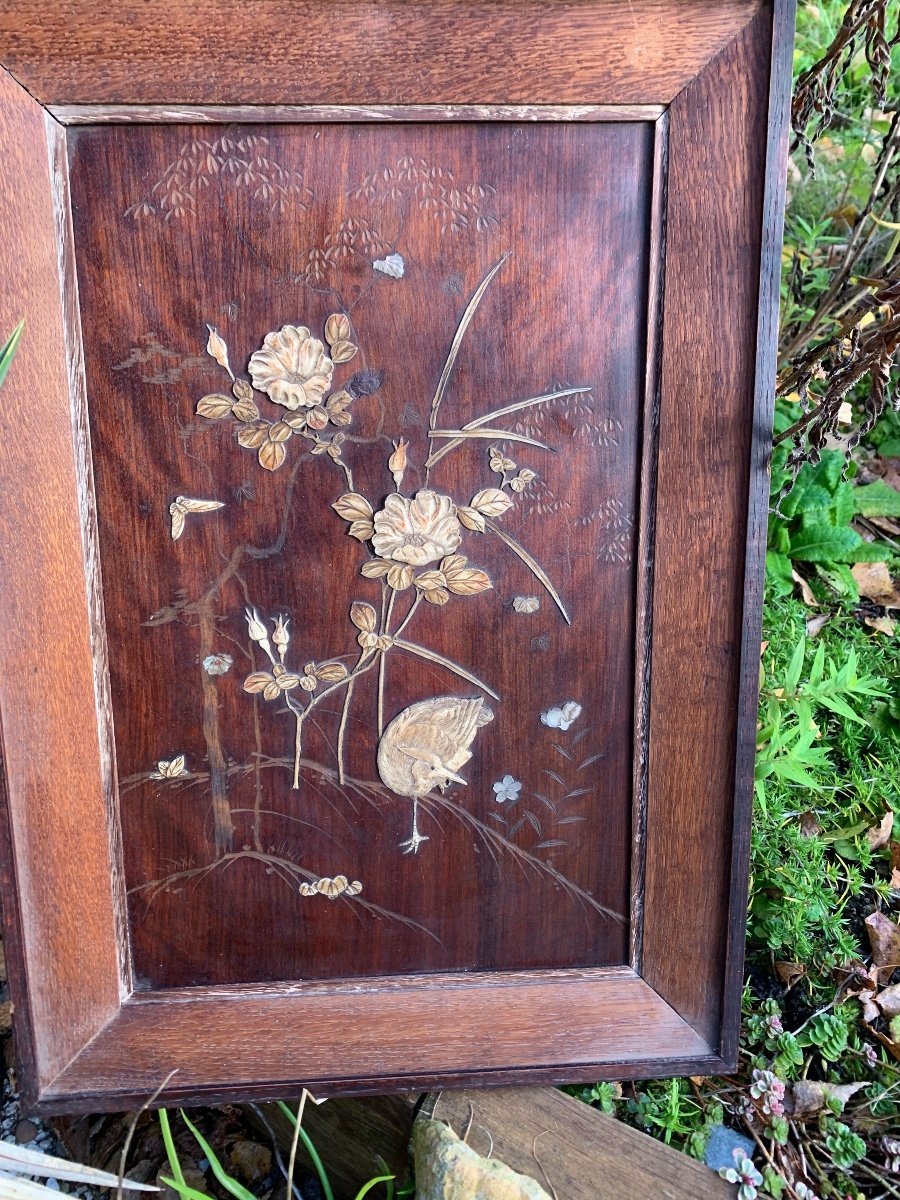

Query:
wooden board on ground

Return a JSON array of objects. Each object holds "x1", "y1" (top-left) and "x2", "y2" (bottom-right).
[{"x1": 425, "y1": 1087, "x2": 733, "y2": 1200}]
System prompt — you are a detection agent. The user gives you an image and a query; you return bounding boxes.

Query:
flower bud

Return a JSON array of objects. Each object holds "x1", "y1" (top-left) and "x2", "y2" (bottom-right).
[
  {"x1": 245, "y1": 607, "x2": 268, "y2": 642},
  {"x1": 388, "y1": 437, "x2": 409, "y2": 489},
  {"x1": 272, "y1": 614, "x2": 290, "y2": 661}
]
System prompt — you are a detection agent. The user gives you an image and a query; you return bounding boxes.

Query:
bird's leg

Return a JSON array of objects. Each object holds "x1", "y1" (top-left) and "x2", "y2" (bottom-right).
[{"x1": 399, "y1": 798, "x2": 429, "y2": 855}]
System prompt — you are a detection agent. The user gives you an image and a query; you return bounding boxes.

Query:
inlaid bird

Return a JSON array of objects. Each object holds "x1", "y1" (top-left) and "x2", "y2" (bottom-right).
[{"x1": 377, "y1": 695, "x2": 494, "y2": 799}]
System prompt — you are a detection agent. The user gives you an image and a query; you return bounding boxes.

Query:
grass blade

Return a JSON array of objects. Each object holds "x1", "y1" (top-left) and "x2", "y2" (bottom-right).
[
  {"x1": 179, "y1": 1111, "x2": 256, "y2": 1200},
  {"x1": 427, "y1": 253, "x2": 510, "y2": 437},
  {"x1": 0, "y1": 319, "x2": 24, "y2": 389},
  {"x1": 393, "y1": 639, "x2": 500, "y2": 699},
  {"x1": 425, "y1": 386, "x2": 590, "y2": 468},
  {"x1": 275, "y1": 1101, "x2": 335, "y2": 1200},
  {"x1": 158, "y1": 1111, "x2": 186, "y2": 1191},
  {"x1": 428, "y1": 428, "x2": 553, "y2": 450},
  {"x1": 353, "y1": 1176, "x2": 395, "y2": 1200},
  {"x1": 484, "y1": 519, "x2": 570, "y2": 624}
]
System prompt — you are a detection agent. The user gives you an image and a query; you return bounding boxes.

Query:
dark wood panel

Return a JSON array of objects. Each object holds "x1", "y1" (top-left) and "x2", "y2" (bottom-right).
[
  {"x1": 0, "y1": 74, "x2": 122, "y2": 1093},
  {"x1": 68, "y1": 119, "x2": 653, "y2": 987},
  {"x1": 34, "y1": 970, "x2": 713, "y2": 1113},
  {"x1": 641, "y1": 4, "x2": 787, "y2": 1047},
  {"x1": 0, "y1": 1, "x2": 760, "y2": 106}
]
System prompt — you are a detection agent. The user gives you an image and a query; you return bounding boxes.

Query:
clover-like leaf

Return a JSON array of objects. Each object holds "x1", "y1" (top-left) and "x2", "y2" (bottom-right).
[
  {"x1": 350, "y1": 601, "x2": 378, "y2": 632},
  {"x1": 361, "y1": 559, "x2": 391, "y2": 579},
  {"x1": 197, "y1": 394, "x2": 234, "y2": 420},
  {"x1": 276, "y1": 673, "x2": 301, "y2": 691},
  {"x1": 324, "y1": 314, "x2": 351, "y2": 345},
  {"x1": 330, "y1": 340, "x2": 358, "y2": 364},
  {"x1": 333, "y1": 493, "x2": 374, "y2": 522},
  {"x1": 258, "y1": 439, "x2": 287, "y2": 471},
  {"x1": 169, "y1": 502, "x2": 186, "y2": 541},
  {"x1": 315, "y1": 662, "x2": 350, "y2": 683},
  {"x1": 457, "y1": 505, "x2": 486, "y2": 533},
  {"x1": 414, "y1": 570, "x2": 447, "y2": 592},
  {"x1": 268, "y1": 421, "x2": 293, "y2": 443},
  {"x1": 445, "y1": 567, "x2": 492, "y2": 596},
  {"x1": 179, "y1": 497, "x2": 226, "y2": 513},
  {"x1": 263, "y1": 681, "x2": 281, "y2": 701},
  {"x1": 232, "y1": 378, "x2": 255, "y2": 402},
  {"x1": 386, "y1": 564, "x2": 414, "y2": 591},
  {"x1": 348, "y1": 519, "x2": 375, "y2": 541},
  {"x1": 244, "y1": 671, "x2": 275, "y2": 693},
  {"x1": 237, "y1": 421, "x2": 270, "y2": 449},
  {"x1": 471, "y1": 488, "x2": 513, "y2": 517},
  {"x1": 423, "y1": 586, "x2": 450, "y2": 606},
  {"x1": 232, "y1": 397, "x2": 260, "y2": 422}
]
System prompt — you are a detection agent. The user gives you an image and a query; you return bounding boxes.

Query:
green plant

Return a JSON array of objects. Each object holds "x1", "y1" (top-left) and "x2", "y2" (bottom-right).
[
  {"x1": 158, "y1": 1103, "x2": 402, "y2": 1200},
  {"x1": 0, "y1": 318, "x2": 23, "y2": 389}
]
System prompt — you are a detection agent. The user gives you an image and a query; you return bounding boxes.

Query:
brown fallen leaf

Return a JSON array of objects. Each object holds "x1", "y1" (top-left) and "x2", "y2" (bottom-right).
[
  {"x1": 789, "y1": 1080, "x2": 866, "y2": 1118},
  {"x1": 775, "y1": 960, "x2": 806, "y2": 989},
  {"x1": 877, "y1": 983, "x2": 900, "y2": 1019},
  {"x1": 851, "y1": 562, "x2": 900, "y2": 609},
  {"x1": 799, "y1": 811, "x2": 823, "y2": 838},
  {"x1": 865, "y1": 614, "x2": 896, "y2": 635},
  {"x1": 806, "y1": 612, "x2": 832, "y2": 638},
  {"x1": 866, "y1": 811, "x2": 895, "y2": 850},
  {"x1": 792, "y1": 568, "x2": 818, "y2": 607},
  {"x1": 865, "y1": 910, "x2": 900, "y2": 969},
  {"x1": 865, "y1": 514, "x2": 900, "y2": 538}
]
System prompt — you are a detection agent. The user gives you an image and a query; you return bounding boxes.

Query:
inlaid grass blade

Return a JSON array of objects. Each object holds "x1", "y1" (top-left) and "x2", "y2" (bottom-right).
[
  {"x1": 485, "y1": 518, "x2": 571, "y2": 624},
  {"x1": 393, "y1": 639, "x2": 500, "y2": 699}
]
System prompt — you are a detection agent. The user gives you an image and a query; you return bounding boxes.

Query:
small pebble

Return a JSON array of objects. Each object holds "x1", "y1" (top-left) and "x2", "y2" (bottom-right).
[
  {"x1": 15, "y1": 1118, "x2": 38, "y2": 1143},
  {"x1": 45, "y1": 1178, "x2": 60, "y2": 1191}
]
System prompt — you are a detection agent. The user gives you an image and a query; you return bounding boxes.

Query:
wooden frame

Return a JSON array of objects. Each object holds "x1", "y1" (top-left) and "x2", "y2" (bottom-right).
[{"x1": 0, "y1": 0, "x2": 794, "y2": 1113}]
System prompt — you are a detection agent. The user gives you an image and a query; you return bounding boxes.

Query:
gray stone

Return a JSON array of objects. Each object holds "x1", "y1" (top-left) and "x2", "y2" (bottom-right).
[
  {"x1": 704, "y1": 1124, "x2": 755, "y2": 1172},
  {"x1": 413, "y1": 1119, "x2": 551, "y2": 1200}
]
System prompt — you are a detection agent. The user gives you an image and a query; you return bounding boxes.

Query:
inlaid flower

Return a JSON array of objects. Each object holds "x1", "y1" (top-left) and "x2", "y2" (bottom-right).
[
  {"x1": 492, "y1": 775, "x2": 521, "y2": 804},
  {"x1": 248, "y1": 325, "x2": 334, "y2": 410},
  {"x1": 202, "y1": 653, "x2": 233, "y2": 676},
  {"x1": 371, "y1": 490, "x2": 462, "y2": 567},
  {"x1": 540, "y1": 701, "x2": 582, "y2": 731}
]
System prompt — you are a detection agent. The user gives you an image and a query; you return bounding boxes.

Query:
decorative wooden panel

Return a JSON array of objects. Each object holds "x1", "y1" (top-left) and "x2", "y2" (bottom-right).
[{"x1": 0, "y1": 0, "x2": 794, "y2": 1113}]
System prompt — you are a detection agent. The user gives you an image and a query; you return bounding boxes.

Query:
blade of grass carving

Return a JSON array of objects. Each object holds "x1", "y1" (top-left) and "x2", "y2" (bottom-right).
[
  {"x1": 425, "y1": 385, "x2": 590, "y2": 468},
  {"x1": 0, "y1": 318, "x2": 24, "y2": 389},
  {"x1": 427, "y1": 427, "x2": 554, "y2": 449},
  {"x1": 427, "y1": 251, "x2": 511, "y2": 437},
  {"x1": 393, "y1": 639, "x2": 500, "y2": 699},
  {"x1": 484, "y1": 518, "x2": 571, "y2": 624}
]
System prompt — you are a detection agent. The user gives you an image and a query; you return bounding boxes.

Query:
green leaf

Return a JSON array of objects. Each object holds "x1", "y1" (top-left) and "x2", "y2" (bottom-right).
[
  {"x1": 159, "y1": 1110, "x2": 187, "y2": 1190},
  {"x1": 0, "y1": 318, "x2": 24, "y2": 389},
  {"x1": 789, "y1": 523, "x2": 861, "y2": 562},
  {"x1": 853, "y1": 480, "x2": 900, "y2": 518},
  {"x1": 179, "y1": 1111, "x2": 256, "y2": 1200},
  {"x1": 785, "y1": 637, "x2": 807, "y2": 694},
  {"x1": 769, "y1": 759, "x2": 823, "y2": 789},
  {"x1": 353, "y1": 1176, "x2": 395, "y2": 1200},
  {"x1": 780, "y1": 477, "x2": 834, "y2": 519}
]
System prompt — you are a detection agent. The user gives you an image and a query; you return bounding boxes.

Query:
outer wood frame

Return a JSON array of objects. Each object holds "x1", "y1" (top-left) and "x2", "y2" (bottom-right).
[{"x1": 0, "y1": 0, "x2": 794, "y2": 1113}]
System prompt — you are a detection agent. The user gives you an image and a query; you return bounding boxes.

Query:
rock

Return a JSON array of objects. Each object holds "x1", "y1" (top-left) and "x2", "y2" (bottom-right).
[
  {"x1": 15, "y1": 1118, "x2": 38, "y2": 1143},
  {"x1": 703, "y1": 1124, "x2": 755, "y2": 1172},
  {"x1": 412, "y1": 1119, "x2": 551, "y2": 1200},
  {"x1": 227, "y1": 1139, "x2": 272, "y2": 1186}
]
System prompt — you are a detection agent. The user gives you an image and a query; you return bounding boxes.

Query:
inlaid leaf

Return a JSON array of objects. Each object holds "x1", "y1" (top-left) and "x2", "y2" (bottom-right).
[
  {"x1": 386, "y1": 564, "x2": 414, "y2": 591},
  {"x1": 244, "y1": 672, "x2": 275, "y2": 693},
  {"x1": 206, "y1": 325, "x2": 231, "y2": 375},
  {"x1": 258, "y1": 440, "x2": 287, "y2": 471},
  {"x1": 268, "y1": 421, "x2": 293, "y2": 443},
  {"x1": 348, "y1": 519, "x2": 375, "y2": 541},
  {"x1": 232, "y1": 397, "x2": 260, "y2": 422},
  {"x1": 169, "y1": 502, "x2": 186, "y2": 541},
  {"x1": 414, "y1": 570, "x2": 447, "y2": 592},
  {"x1": 330, "y1": 340, "x2": 358, "y2": 364},
  {"x1": 471, "y1": 488, "x2": 513, "y2": 517},
  {"x1": 315, "y1": 662, "x2": 349, "y2": 683},
  {"x1": 457, "y1": 505, "x2": 486, "y2": 533},
  {"x1": 262, "y1": 681, "x2": 281, "y2": 701},
  {"x1": 445, "y1": 568, "x2": 492, "y2": 596},
  {"x1": 361, "y1": 559, "x2": 391, "y2": 579},
  {"x1": 197, "y1": 394, "x2": 234, "y2": 419},
  {"x1": 325, "y1": 314, "x2": 351, "y2": 345},
  {"x1": 237, "y1": 421, "x2": 270, "y2": 449},
  {"x1": 179, "y1": 497, "x2": 225, "y2": 513},
  {"x1": 332, "y1": 493, "x2": 374, "y2": 521},
  {"x1": 350, "y1": 601, "x2": 378, "y2": 632},
  {"x1": 277, "y1": 674, "x2": 301, "y2": 691},
  {"x1": 423, "y1": 587, "x2": 450, "y2": 606},
  {"x1": 232, "y1": 378, "x2": 254, "y2": 402}
]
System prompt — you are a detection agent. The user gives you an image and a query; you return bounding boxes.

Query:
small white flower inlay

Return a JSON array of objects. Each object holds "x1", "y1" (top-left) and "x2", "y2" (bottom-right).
[
  {"x1": 492, "y1": 774, "x2": 522, "y2": 803},
  {"x1": 540, "y1": 701, "x2": 582, "y2": 731}
]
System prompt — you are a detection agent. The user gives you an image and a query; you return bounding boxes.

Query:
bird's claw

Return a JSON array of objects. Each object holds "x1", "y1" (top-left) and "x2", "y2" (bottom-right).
[{"x1": 399, "y1": 830, "x2": 430, "y2": 855}]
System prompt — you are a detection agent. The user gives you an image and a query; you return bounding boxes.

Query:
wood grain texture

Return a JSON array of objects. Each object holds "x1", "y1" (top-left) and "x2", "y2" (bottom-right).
[
  {"x1": 33, "y1": 969, "x2": 713, "y2": 1114},
  {"x1": 720, "y1": 0, "x2": 796, "y2": 1064},
  {"x1": 67, "y1": 119, "x2": 649, "y2": 987},
  {"x1": 0, "y1": 69, "x2": 122, "y2": 1097},
  {"x1": 641, "y1": 4, "x2": 788, "y2": 1050},
  {"x1": 48, "y1": 105, "x2": 665, "y2": 126},
  {"x1": 427, "y1": 1086, "x2": 733, "y2": 1200},
  {"x1": 0, "y1": 1, "x2": 762, "y2": 106}
]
